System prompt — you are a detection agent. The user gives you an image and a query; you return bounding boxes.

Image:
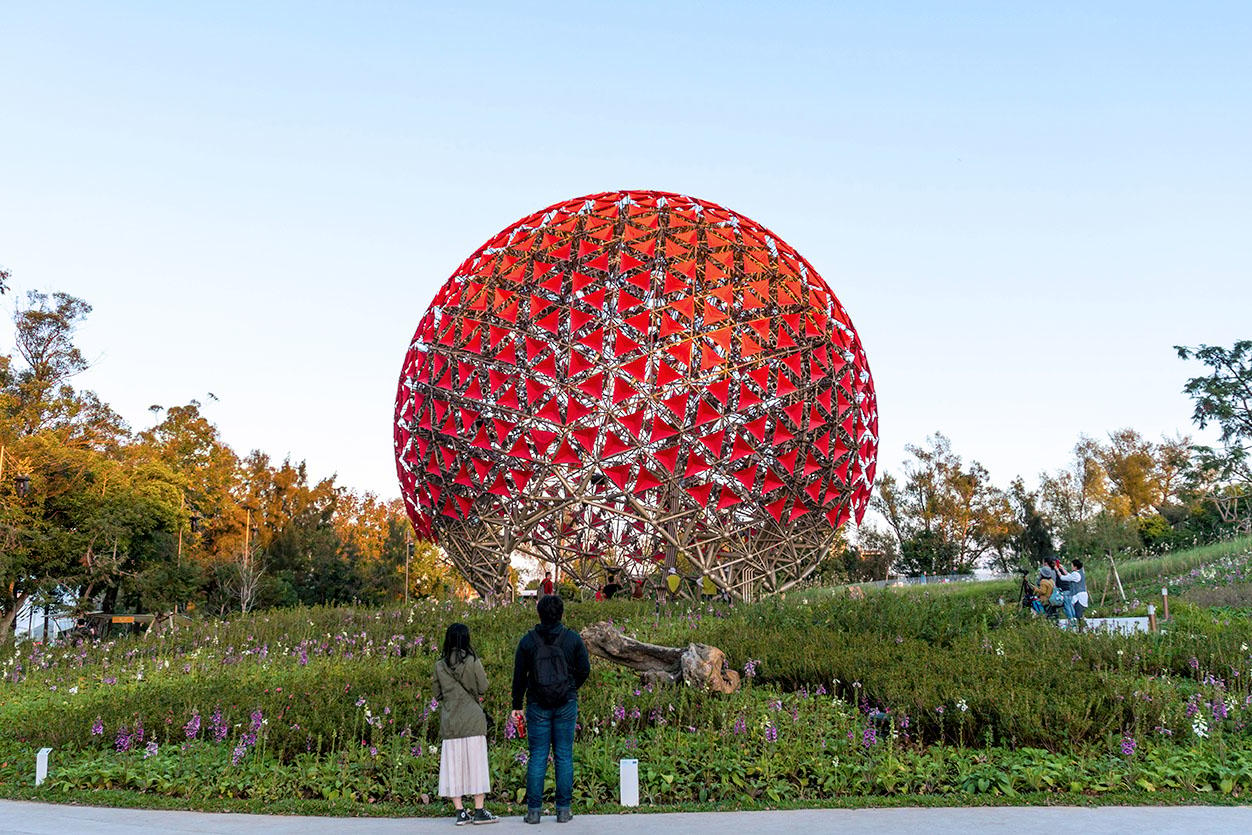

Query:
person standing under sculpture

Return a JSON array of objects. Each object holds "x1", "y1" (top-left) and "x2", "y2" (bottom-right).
[
  {"x1": 540, "y1": 571, "x2": 554, "y2": 597},
  {"x1": 511, "y1": 595, "x2": 591, "y2": 824}
]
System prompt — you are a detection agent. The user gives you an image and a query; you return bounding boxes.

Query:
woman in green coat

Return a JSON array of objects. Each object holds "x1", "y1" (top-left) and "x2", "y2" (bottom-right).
[{"x1": 434, "y1": 623, "x2": 498, "y2": 825}]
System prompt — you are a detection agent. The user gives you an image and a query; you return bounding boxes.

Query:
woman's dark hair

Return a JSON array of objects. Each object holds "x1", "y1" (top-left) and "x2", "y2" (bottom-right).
[
  {"x1": 537, "y1": 593, "x2": 564, "y2": 625},
  {"x1": 441, "y1": 622, "x2": 476, "y2": 664}
]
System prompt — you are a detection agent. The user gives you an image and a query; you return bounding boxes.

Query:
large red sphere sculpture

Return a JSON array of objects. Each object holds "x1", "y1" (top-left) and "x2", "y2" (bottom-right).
[{"x1": 395, "y1": 191, "x2": 877, "y2": 600}]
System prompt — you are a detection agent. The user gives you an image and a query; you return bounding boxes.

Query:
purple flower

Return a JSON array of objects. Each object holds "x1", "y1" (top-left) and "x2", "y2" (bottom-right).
[
  {"x1": 91, "y1": 717, "x2": 104, "y2": 736},
  {"x1": 144, "y1": 741, "x2": 159, "y2": 758},
  {"x1": 115, "y1": 726, "x2": 132, "y2": 752},
  {"x1": 250, "y1": 709, "x2": 263, "y2": 731},
  {"x1": 862, "y1": 726, "x2": 878, "y2": 748},
  {"x1": 514, "y1": 750, "x2": 529, "y2": 764},
  {"x1": 210, "y1": 707, "x2": 228, "y2": 742},
  {"x1": 613, "y1": 704, "x2": 626, "y2": 722},
  {"x1": 231, "y1": 743, "x2": 248, "y2": 765},
  {"x1": 764, "y1": 723, "x2": 778, "y2": 743},
  {"x1": 733, "y1": 715, "x2": 747, "y2": 735},
  {"x1": 1120, "y1": 735, "x2": 1136, "y2": 757},
  {"x1": 184, "y1": 712, "x2": 201, "y2": 739},
  {"x1": 743, "y1": 659, "x2": 759, "y2": 678}
]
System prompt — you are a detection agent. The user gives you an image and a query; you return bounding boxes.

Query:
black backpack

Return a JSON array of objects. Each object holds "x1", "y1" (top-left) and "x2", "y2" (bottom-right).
[{"x1": 531, "y1": 627, "x2": 573, "y2": 707}]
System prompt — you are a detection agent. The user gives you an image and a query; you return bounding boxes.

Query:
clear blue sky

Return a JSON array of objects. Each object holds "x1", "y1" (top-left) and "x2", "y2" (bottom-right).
[{"x1": 2, "y1": 1, "x2": 1249, "y2": 501}]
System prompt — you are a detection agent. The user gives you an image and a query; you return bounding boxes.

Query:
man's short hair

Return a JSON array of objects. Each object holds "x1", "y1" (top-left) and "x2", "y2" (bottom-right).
[
  {"x1": 1072, "y1": 559, "x2": 1083, "y2": 570},
  {"x1": 537, "y1": 593, "x2": 564, "y2": 625}
]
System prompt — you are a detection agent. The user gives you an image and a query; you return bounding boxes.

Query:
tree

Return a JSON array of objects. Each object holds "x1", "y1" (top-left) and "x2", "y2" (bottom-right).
[
  {"x1": 873, "y1": 434, "x2": 1012, "y2": 575},
  {"x1": 1060, "y1": 511, "x2": 1140, "y2": 560},
  {"x1": 1, "y1": 292, "x2": 131, "y2": 640},
  {"x1": 1178, "y1": 340, "x2": 1252, "y2": 531},
  {"x1": 843, "y1": 526, "x2": 898, "y2": 582},
  {"x1": 1075, "y1": 429, "x2": 1192, "y2": 519},
  {"x1": 998, "y1": 479, "x2": 1055, "y2": 574}
]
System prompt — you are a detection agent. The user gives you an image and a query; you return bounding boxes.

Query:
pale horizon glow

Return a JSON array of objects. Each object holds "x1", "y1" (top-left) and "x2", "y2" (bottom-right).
[{"x1": 2, "y1": 2, "x2": 1249, "y2": 508}]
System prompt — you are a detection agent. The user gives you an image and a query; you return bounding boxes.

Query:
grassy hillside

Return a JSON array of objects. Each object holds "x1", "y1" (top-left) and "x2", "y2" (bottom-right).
[{"x1": 2, "y1": 539, "x2": 1251, "y2": 812}]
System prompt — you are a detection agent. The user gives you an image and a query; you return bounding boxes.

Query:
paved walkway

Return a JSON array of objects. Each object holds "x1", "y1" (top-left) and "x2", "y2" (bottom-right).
[{"x1": 3, "y1": 800, "x2": 1252, "y2": 834}]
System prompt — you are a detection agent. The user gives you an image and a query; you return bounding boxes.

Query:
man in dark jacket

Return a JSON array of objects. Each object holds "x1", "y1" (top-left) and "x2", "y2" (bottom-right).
[{"x1": 510, "y1": 594, "x2": 591, "y2": 824}]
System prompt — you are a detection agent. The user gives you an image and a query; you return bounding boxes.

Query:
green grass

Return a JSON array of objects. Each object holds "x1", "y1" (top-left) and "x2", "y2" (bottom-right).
[{"x1": 3, "y1": 536, "x2": 1252, "y2": 815}]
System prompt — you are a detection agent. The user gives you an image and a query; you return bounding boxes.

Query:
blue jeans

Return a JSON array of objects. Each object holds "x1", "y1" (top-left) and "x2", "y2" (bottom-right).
[
  {"x1": 1061, "y1": 592, "x2": 1076, "y2": 620},
  {"x1": 525, "y1": 698, "x2": 577, "y2": 811}
]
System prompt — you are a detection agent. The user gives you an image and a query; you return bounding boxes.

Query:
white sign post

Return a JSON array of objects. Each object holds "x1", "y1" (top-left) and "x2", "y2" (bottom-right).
[
  {"x1": 35, "y1": 747, "x2": 52, "y2": 786},
  {"x1": 619, "y1": 758, "x2": 639, "y2": 807}
]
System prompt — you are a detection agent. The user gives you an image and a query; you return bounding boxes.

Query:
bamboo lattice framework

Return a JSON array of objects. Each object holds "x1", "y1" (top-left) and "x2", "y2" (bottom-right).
[{"x1": 394, "y1": 191, "x2": 878, "y2": 600}]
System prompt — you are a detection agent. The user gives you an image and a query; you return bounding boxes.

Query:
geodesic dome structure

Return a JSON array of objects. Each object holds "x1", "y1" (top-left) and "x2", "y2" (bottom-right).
[{"x1": 394, "y1": 191, "x2": 877, "y2": 599}]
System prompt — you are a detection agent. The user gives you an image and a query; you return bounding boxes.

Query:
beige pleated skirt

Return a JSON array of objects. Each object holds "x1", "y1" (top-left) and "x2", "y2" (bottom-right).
[{"x1": 438, "y1": 735, "x2": 491, "y2": 797}]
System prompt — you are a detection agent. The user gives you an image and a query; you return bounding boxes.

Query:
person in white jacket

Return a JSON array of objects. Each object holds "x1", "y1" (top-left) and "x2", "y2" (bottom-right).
[{"x1": 1057, "y1": 560, "x2": 1088, "y2": 620}]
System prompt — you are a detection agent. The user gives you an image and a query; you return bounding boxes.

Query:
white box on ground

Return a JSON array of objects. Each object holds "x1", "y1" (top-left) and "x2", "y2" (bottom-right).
[
  {"x1": 36, "y1": 747, "x2": 51, "y2": 786},
  {"x1": 619, "y1": 758, "x2": 639, "y2": 806}
]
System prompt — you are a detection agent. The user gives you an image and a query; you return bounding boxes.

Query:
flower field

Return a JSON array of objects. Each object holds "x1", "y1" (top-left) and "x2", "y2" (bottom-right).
[{"x1": 3, "y1": 546, "x2": 1252, "y2": 814}]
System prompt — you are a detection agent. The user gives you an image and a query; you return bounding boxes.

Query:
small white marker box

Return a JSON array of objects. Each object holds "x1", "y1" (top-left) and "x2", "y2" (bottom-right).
[
  {"x1": 619, "y1": 758, "x2": 639, "y2": 807},
  {"x1": 36, "y1": 747, "x2": 52, "y2": 786}
]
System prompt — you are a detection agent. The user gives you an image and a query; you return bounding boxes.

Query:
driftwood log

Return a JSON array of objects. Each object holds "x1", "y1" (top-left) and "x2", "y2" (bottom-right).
[{"x1": 579, "y1": 621, "x2": 741, "y2": 694}]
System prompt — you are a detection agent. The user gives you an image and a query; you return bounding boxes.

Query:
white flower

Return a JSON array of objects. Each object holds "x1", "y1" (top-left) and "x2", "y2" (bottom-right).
[
  {"x1": 1241, "y1": 643, "x2": 1248, "y2": 652},
  {"x1": 1192, "y1": 715, "x2": 1209, "y2": 739},
  {"x1": 68, "y1": 686, "x2": 78, "y2": 695},
  {"x1": 955, "y1": 698, "x2": 969, "y2": 713}
]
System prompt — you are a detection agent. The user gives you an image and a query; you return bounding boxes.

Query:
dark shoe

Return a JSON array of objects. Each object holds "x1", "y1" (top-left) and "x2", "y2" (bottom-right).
[
  {"x1": 524, "y1": 810, "x2": 541, "y2": 824},
  {"x1": 471, "y1": 809, "x2": 498, "y2": 825},
  {"x1": 455, "y1": 809, "x2": 472, "y2": 826},
  {"x1": 556, "y1": 808, "x2": 572, "y2": 823}
]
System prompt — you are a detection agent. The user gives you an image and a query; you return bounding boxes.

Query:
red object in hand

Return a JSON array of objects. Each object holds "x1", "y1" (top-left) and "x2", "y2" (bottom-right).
[{"x1": 514, "y1": 713, "x2": 526, "y2": 739}]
